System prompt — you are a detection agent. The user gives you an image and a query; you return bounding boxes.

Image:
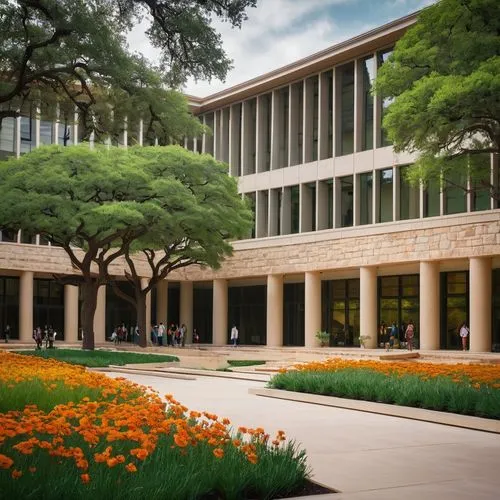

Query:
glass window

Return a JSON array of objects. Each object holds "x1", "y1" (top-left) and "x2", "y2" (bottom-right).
[
  {"x1": 399, "y1": 165, "x2": 420, "y2": 220},
  {"x1": 339, "y1": 175, "x2": 353, "y2": 228},
  {"x1": 58, "y1": 122, "x2": 72, "y2": 146},
  {"x1": 339, "y1": 62, "x2": 354, "y2": 156},
  {"x1": 381, "y1": 276, "x2": 399, "y2": 297},
  {"x1": 40, "y1": 120, "x2": 53, "y2": 145},
  {"x1": 444, "y1": 171, "x2": 466, "y2": 215},
  {"x1": 447, "y1": 272, "x2": 467, "y2": 295},
  {"x1": 327, "y1": 179, "x2": 334, "y2": 229},
  {"x1": 0, "y1": 229, "x2": 17, "y2": 243},
  {"x1": 0, "y1": 117, "x2": 15, "y2": 153},
  {"x1": 20, "y1": 117, "x2": 35, "y2": 153},
  {"x1": 244, "y1": 192, "x2": 256, "y2": 239},
  {"x1": 359, "y1": 172, "x2": 373, "y2": 225},
  {"x1": 327, "y1": 72, "x2": 333, "y2": 158},
  {"x1": 377, "y1": 48, "x2": 393, "y2": 147},
  {"x1": 378, "y1": 168, "x2": 393, "y2": 223},
  {"x1": 361, "y1": 56, "x2": 374, "y2": 151},
  {"x1": 424, "y1": 178, "x2": 440, "y2": 217},
  {"x1": 312, "y1": 77, "x2": 319, "y2": 162}
]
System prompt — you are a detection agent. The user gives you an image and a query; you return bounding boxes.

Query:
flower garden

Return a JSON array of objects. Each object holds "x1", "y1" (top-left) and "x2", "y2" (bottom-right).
[
  {"x1": 0, "y1": 352, "x2": 309, "y2": 499},
  {"x1": 269, "y1": 358, "x2": 500, "y2": 419}
]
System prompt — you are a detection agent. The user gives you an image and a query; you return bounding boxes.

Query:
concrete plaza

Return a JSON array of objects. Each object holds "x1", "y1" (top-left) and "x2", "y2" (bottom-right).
[{"x1": 104, "y1": 370, "x2": 500, "y2": 500}]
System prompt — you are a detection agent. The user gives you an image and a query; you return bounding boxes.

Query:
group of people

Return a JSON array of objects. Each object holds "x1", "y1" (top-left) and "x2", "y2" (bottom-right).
[
  {"x1": 151, "y1": 322, "x2": 192, "y2": 347},
  {"x1": 32, "y1": 325, "x2": 57, "y2": 349},
  {"x1": 110, "y1": 323, "x2": 139, "y2": 345},
  {"x1": 378, "y1": 320, "x2": 415, "y2": 351}
]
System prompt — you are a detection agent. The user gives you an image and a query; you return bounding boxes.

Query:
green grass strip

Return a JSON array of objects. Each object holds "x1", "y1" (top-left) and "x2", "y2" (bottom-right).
[
  {"x1": 15, "y1": 349, "x2": 178, "y2": 367},
  {"x1": 227, "y1": 360, "x2": 266, "y2": 367},
  {"x1": 269, "y1": 369, "x2": 500, "y2": 419}
]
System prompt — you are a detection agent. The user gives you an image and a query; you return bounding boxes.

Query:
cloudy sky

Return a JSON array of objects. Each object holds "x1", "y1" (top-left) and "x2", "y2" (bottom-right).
[{"x1": 128, "y1": 0, "x2": 435, "y2": 98}]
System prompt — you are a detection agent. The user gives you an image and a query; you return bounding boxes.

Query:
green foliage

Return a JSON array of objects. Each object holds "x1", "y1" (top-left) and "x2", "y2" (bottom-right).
[
  {"x1": 269, "y1": 369, "x2": 500, "y2": 419},
  {"x1": 227, "y1": 360, "x2": 266, "y2": 367},
  {"x1": 15, "y1": 349, "x2": 179, "y2": 368},
  {"x1": 314, "y1": 331, "x2": 330, "y2": 344},
  {"x1": 0, "y1": 0, "x2": 256, "y2": 140},
  {"x1": 374, "y1": 0, "x2": 500, "y2": 197}
]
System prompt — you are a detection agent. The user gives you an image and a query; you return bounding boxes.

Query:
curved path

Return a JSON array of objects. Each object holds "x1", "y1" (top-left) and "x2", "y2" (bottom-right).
[{"x1": 105, "y1": 372, "x2": 500, "y2": 500}]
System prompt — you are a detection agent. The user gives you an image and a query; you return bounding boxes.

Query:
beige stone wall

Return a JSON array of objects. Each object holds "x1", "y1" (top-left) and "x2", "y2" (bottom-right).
[{"x1": 1, "y1": 212, "x2": 499, "y2": 282}]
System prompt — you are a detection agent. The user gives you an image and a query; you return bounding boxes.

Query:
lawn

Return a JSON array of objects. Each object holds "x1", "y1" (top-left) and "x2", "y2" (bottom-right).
[
  {"x1": 269, "y1": 358, "x2": 500, "y2": 419},
  {"x1": 0, "y1": 351, "x2": 310, "y2": 499},
  {"x1": 15, "y1": 349, "x2": 179, "y2": 367},
  {"x1": 228, "y1": 360, "x2": 267, "y2": 367}
]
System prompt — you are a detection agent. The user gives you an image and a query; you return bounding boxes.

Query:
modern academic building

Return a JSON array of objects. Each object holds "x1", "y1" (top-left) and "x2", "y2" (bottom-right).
[{"x1": 1, "y1": 12, "x2": 499, "y2": 351}]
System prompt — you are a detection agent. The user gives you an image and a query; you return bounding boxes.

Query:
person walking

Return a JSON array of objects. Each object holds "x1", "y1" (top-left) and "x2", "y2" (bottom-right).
[
  {"x1": 230, "y1": 324, "x2": 239, "y2": 347},
  {"x1": 180, "y1": 324, "x2": 187, "y2": 347},
  {"x1": 405, "y1": 320, "x2": 415, "y2": 351},
  {"x1": 3, "y1": 324, "x2": 10, "y2": 343},
  {"x1": 459, "y1": 321, "x2": 470, "y2": 351}
]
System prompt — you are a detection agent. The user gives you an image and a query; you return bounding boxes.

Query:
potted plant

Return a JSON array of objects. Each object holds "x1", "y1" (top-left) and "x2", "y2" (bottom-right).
[
  {"x1": 315, "y1": 330, "x2": 331, "y2": 347},
  {"x1": 358, "y1": 335, "x2": 371, "y2": 348}
]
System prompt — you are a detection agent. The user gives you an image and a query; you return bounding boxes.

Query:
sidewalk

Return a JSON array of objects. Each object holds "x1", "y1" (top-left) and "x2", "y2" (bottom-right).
[{"x1": 102, "y1": 371, "x2": 500, "y2": 500}]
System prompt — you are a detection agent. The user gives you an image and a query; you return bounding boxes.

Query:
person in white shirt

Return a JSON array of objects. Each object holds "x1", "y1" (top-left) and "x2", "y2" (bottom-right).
[
  {"x1": 230, "y1": 325, "x2": 239, "y2": 347},
  {"x1": 459, "y1": 322, "x2": 469, "y2": 351},
  {"x1": 157, "y1": 322, "x2": 165, "y2": 346}
]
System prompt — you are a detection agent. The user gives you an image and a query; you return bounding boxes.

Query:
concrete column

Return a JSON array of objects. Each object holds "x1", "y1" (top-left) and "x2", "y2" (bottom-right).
[
  {"x1": 64, "y1": 285, "x2": 79, "y2": 343},
  {"x1": 52, "y1": 104, "x2": 60, "y2": 145},
  {"x1": 212, "y1": 279, "x2": 228, "y2": 345},
  {"x1": 201, "y1": 115, "x2": 207, "y2": 153},
  {"x1": 138, "y1": 119, "x2": 144, "y2": 146},
  {"x1": 15, "y1": 114, "x2": 21, "y2": 158},
  {"x1": 373, "y1": 170, "x2": 380, "y2": 223},
  {"x1": 303, "y1": 77, "x2": 314, "y2": 164},
  {"x1": 419, "y1": 261, "x2": 440, "y2": 350},
  {"x1": 19, "y1": 271, "x2": 34, "y2": 342},
  {"x1": 469, "y1": 257, "x2": 492, "y2": 352},
  {"x1": 360, "y1": 266, "x2": 377, "y2": 348},
  {"x1": 123, "y1": 116, "x2": 128, "y2": 148},
  {"x1": 180, "y1": 281, "x2": 193, "y2": 344},
  {"x1": 156, "y1": 280, "x2": 168, "y2": 324},
  {"x1": 93, "y1": 284, "x2": 106, "y2": 344},
  {"x1": 267, "y1": 274, "x2": 283, "y2": 347},
  {"x1": 289, "y1": 84, "x2": 300, "y2": 166},
  {"x1": 35, "y1": 106, "x2": 41, "y2": 148},
  {"x1": 256, "y1": 94, "x2": 271, "y2": 172},
  {"x1": 242, "y1": 100, "x2": 255, "y2": 175},
  {"x1": 304, "y1": 271, "x2": 322, "y2": 347},
  {"x1": 73, "y1": 108, "x2": 79, "y2": 145},
  {"x1": 213, "y1": 109, "x2": 220, "y2": 160},
  {"x1": 393, "y1": 166, "x2": 400, "y2": 221},
  {"x1": 353, "y1": 174, "x2": 360, "y2": 226}
]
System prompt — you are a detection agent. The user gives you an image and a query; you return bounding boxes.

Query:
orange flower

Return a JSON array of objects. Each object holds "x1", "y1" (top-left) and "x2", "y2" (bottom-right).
[
  {"x1": 11, "y1": 469, "x2": 23, "y2": 479},
  {"x1": 213, "y1": 448, "x2": 224, "y2": 459},
  {"x1": 247, "y1": 453, "x2": 258, "y2": 464},
  {"x1": 125, "y1": 463, "x2": 137, "y2": 473},
  {"x1": 0, "y1": 454, "x2": 13, "y2": 469},
  {"x1": 80, "y1": 473, "x2": 90, "y2": 484},
  {"x1": 174, "y1": 434, "x2": 189, "y2": 448},
  {"x1": 106, "y1": 457, "x2": 119, "y2": 468},
  {"x1": 232, "y1": 439, "x2": 241, "y2": 447},
  {"x1": 29, "y1": 466, "x2": 37, "y2": 473}
]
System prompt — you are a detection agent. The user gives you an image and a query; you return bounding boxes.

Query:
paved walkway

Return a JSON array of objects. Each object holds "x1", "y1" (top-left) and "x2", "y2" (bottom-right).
[{"x1": 103, "y1": 371, "x2": 500, "y2": 500}]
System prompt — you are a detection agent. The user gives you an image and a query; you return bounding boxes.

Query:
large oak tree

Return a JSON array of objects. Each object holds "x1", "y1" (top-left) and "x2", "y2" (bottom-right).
[
  {"x1": 0, "y1": 0, "x2": 256, "y2": 141},
  {"x1": 0, "y1": 144, "x2": 252, "y2": 349},
  {"x1": 374, "y1": 0, "x2": 500, "y2": 200}
]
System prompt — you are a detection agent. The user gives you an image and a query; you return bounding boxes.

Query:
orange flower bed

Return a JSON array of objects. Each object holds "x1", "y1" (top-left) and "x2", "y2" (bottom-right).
[
  {"x1": 0, "y1": 351, "x2": 287, "y2": 485},
  {"x1": 286, "y1": 358, "x2": 500, "y2": 389}
]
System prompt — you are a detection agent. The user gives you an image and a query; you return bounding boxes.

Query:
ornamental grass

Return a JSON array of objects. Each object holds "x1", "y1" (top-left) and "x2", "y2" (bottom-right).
[
  {"x1": 0, "y1": 352, "x2": 309, "y2": 499},
  {"x1": 269, "y1": 358, "x2": 500, "y2": 419}
]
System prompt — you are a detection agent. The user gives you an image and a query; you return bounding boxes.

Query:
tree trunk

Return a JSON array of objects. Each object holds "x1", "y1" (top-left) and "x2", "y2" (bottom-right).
[
  {"x1": 81, "y1": 281, "x2": 99, "y2": 350},
  {"x1": 136, "y1": 290, "x2": 148, "y2": 348}
]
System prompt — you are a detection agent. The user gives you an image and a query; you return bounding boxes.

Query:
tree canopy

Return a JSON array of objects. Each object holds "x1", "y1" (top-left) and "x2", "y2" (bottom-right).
[
  {"x1": 0, "y1": 0, "x2": 256, "y2": 141},
  {"x1": 0, "y1": 144, "x2": 252, "y2": 348},
  {"x1": 374, "y1": 0, "x2": 500, "y2": 197}
]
